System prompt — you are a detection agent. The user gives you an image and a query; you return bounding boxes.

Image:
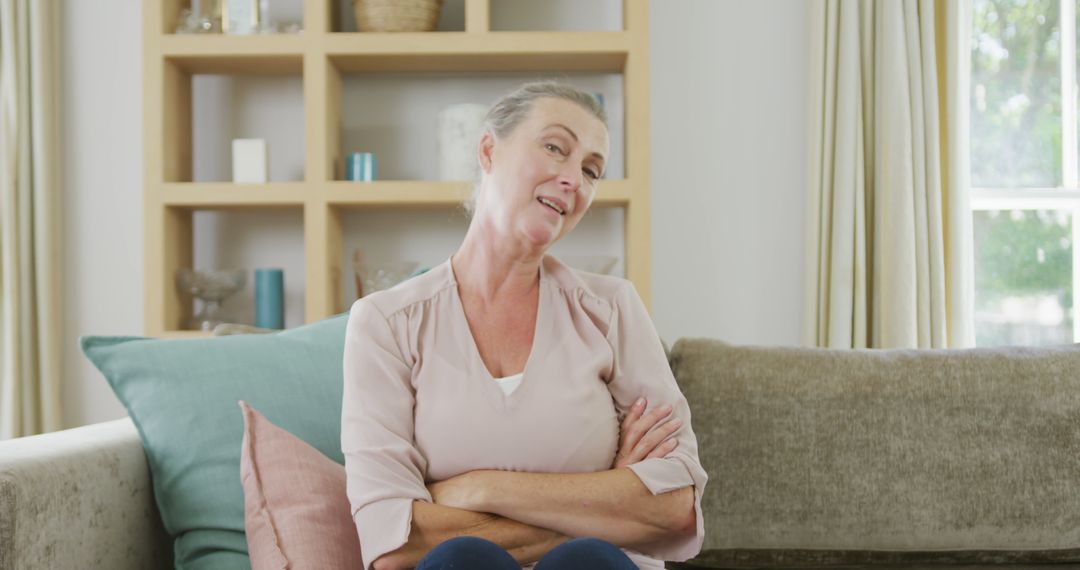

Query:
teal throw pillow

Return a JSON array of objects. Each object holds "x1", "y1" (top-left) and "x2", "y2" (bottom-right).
[{"x1": 80, "y1": 314, "x2": 348, "y2": 570}]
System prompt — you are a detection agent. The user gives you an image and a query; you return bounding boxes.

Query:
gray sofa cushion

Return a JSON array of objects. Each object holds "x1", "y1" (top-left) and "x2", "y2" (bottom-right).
[
  {"x1": 669, "y1": 339, "x2": 1080, "y2": 566},
  {"x1": 669, "y1": 548, "x2": 1080, "y2": 568},
  {"x1": 0, "y1": 418, "x2": 172, "y2": 570}
]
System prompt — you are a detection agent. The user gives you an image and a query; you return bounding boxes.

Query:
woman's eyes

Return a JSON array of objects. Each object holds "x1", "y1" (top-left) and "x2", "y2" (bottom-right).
[{"x1": 544, "y1": 142, "x2": 600, "y2": 181}]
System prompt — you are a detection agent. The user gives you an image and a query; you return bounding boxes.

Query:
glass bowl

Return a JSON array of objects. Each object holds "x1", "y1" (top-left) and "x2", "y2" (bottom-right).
[
  {"x1": 175, "y1": 268, "x2": 247, "y2": 330},
  {"x1": 352, "y1": 257, "x2": 422, "y2": 298}
]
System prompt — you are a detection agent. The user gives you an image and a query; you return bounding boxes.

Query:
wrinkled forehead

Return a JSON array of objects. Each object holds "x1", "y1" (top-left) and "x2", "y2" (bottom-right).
[{"x1": 521, "y1": 98, "x2": 610, "y2": 156}]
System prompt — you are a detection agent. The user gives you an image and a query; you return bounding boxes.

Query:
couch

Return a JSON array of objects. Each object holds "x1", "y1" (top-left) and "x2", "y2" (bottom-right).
[{"x1": 3, "y1": 337, "x2": 1079, "y2": 570}]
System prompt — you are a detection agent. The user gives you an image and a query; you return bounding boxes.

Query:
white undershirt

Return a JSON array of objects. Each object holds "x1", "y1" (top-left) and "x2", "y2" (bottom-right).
[{"x1": 493, "y1": 372, "x2": 524, "y2": 396}]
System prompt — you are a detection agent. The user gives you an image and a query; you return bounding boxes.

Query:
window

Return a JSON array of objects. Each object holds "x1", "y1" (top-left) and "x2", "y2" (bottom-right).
[{"x1": 972, "y1": 0, "x2": 1079, "y2": 345}]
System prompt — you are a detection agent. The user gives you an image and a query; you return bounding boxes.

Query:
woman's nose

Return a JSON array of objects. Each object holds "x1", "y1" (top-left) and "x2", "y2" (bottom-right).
[{"x1": 557, "y1": 163, "x2": 582, "y2": 193}]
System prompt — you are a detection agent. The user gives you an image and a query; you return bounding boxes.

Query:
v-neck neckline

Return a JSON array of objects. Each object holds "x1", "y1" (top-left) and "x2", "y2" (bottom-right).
[{"x1": 446, "y1": 256, "x2": 546, "y2": 400}]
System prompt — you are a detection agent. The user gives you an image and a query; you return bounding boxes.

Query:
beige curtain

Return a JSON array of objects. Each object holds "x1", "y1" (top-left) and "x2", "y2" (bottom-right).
[
  {"x1": 804, "y1": 0, "x2": 975, "y2": 349},
  {"x1": 0, "y1": 0, "x2": 62, "y2": 438}
]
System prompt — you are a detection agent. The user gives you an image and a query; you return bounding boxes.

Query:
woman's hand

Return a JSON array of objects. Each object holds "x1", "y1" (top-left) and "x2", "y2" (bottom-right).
[
  {"x1": 428, "y1": 471, "x2": 486, "y2": 511},
  {"x1": 613, "y1": 398, "x2": 681, "y2": 469}
]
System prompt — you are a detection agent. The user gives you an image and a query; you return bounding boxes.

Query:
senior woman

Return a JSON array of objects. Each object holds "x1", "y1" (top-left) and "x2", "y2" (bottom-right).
[{"x1": 342, "y1": 81, "x2": 707, "y2": 570}]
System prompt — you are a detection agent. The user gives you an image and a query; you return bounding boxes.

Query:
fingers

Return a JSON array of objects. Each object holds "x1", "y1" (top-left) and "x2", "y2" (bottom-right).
[
  {"x1": 620, "y1": 401, "x2": 670, "y2": 455},
  {"x1": 633, "y1": 415, "x2": 682, "y2": 460},
  {"x1": 619, "y1": 397, "x2": 647, "y2": 443},
  {"x1": 630, "y1": 414, "x2": 682, "y2": 453},
  {"x1": 619, "y1": 402, "x2": 677, "y2": 465},
  {"x1": 645, "y1": 436, "x2": 679, "y2": 460}
]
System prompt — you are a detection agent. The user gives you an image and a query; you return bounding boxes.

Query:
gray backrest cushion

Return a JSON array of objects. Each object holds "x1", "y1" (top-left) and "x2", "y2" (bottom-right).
[{"x1": 669, "y1": 339, "x2": 1080, "y2": 552}]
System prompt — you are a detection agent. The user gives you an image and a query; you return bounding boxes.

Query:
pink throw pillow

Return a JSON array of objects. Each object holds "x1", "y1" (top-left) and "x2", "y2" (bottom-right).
[{"x1": 239, "y1": 401, "x2": 363, "y2": 569}]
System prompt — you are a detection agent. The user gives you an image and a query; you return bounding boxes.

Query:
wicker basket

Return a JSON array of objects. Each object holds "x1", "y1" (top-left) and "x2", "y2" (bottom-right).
[{"x1": 352, "y1": 0, "x2": 444, "y2": 32}]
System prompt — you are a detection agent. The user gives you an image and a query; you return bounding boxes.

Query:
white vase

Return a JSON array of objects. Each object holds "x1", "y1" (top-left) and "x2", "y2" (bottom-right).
[{"x1": 437, "y1": 103, "x2": 489, "y2": 181}]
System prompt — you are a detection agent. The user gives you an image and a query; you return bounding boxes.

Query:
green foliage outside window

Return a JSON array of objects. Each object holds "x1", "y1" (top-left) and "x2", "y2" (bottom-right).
[
  {"x1": 974, "y1": 210, "x2": 1071, "y2": 305},
  {"x1": 972, "y1": 0, "x2": 1061, "y2": 187}
]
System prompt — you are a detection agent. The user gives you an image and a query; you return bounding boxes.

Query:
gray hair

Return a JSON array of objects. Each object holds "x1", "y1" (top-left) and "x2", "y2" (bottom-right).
[{"x1": 464, "y1": 81, "x2": 608, "y2": 217}]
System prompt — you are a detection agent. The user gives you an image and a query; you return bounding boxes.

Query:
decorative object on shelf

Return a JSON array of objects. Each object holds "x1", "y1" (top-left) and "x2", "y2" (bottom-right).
[
  {"x1": 175, "y1": 7, "x2": 221, "y2": 34},
  {"x1": 233, "y1": 138, "x2": 268, "y2": 183},
  {"x1": 352, "y1": 249, "x2": 425, "y2": 299},
  {"x1": 253, "y1": 21, "x2": 303, "y2": 34},
  {"x1": 345, "y1": 152, "x2": 376, "y2": 182},
  {"x1": 255, "y1": 268, "x2": 285, "y2": 330},
  {"x1": 258, "y1": 0, "x2": 270, "y2": 29},
  {"x1": 352, "y1": 0, "x2": 444, "y2": 32},
  {"x1": 175, "y1": 269, "x2": 247, "y2": 331},
  {"x1": 437, "y1": 103, "x2": 488, "y2": 181},
  {"x1": 562, "y1": 255, "x2": 620, "y2": 276},
  {"x1": 223, "y1": 0, "x2": 260, "y2": 34},
  {"x1": 174, "y1": 9, "x2": 200, "y2": 33},
  {"x1": 176, "y1": 0, "x2": 224, "y2": 33},
  {"x1": 175, "y1": 0, "x2": 300, "y2": 35}
]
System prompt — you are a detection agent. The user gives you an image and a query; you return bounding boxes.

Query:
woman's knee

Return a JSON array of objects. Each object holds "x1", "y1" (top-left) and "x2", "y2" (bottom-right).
[
  {"x1": 535, "y1": 538, "x2": 637, "y2": 570},
  {"x1": 416, "y1": 536, "x2": 519, "y2": 570}
]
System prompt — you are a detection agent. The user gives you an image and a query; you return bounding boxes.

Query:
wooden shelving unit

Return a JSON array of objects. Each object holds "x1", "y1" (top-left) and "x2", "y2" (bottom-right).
[{"x1": 143, "y1": 0, "x2": 651, "y2": 338}]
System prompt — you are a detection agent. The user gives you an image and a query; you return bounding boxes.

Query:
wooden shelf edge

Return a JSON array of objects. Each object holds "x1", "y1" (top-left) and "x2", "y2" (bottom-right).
[
  {"x1": 324, "y1": 179, "x2": 632, "y2": 207},
  {"x1": 154, "y1": 330, "x2": 213, "y2": 339},
  {"x1": 152, "y1": 180, "x2": 632, "y2": 208},
  {"x1": 595, "y1": 179, "x2": 632, "y2": 205},
  {"x1": 159, "y1": 34, "x2": 305, "y2": 74},
  {"x1": 324, "y1": 180, "x2": 471, "y2": 206},
  {"x1": 154, "y1": 31, "x2": 628, "y2": 74},
  {"x1": 323, "y1": 30, "x2": 628, "y2": 43},
  {"x1": 158, "y1": 182, "x2": 309, "y2": 207},
  {"x1": 325, "y1": 31, "x2": 629, "y2": 72}
]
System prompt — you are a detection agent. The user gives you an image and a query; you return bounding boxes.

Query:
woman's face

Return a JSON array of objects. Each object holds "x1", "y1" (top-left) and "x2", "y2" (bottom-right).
[{"x1": 477, "y1": 97, "x2": 610, "y2": 251}]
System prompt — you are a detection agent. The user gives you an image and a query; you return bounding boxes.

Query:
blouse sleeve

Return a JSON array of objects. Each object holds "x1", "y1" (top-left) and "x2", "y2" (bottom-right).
[
  {"x1": 342, "y1": 298, "x2": 431, "y2": 570},
  {"x1": 605, "y1": 281, "x2": 709, "y2": 562}
]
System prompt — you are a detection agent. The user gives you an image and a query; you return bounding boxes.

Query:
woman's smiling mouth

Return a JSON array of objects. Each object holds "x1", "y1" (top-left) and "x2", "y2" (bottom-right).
[{"x1": 537, "y1": 196, "x2": 566, "y2": 216}]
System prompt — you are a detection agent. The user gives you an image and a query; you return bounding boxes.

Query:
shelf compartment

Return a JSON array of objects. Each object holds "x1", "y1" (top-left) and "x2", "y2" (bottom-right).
[
  {"x1": 145, "y1": 205, "x2": 307, "y2": 336},
  {"x1": 190, "y1": 207, "x2": 307, "y2": 330},
  {"x1": 190, "y1": 73, "x2": 306, "y2": 183},
  {"x1": 160, "y1": 182, "x2": 309, "y2": 207},
  {"x1": 490, "y1": 0, "x2": 623, "y2": 32},
  {"x1": 160, "y1": 35, "x2": 305, "y2": 74},
  {"x1": 331, "y1": 0, "x2": 467, "y2": 33},
  {"x1": 332, "y1": 71, "x2": 625, "y2": 181},
  {"x1": 325, "y1": 32, "x2": 629, "y2": 73},
  {"x1": 338, "y1": 207, "x2": 469, "y2": 311}
]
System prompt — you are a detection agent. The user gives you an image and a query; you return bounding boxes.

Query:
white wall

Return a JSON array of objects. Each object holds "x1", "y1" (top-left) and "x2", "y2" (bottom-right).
[
  {"x1": 61, "y1": 0, "x2": 144, "y2": 428},
  {"x1": 649, "y1": 1, "x2": 809, "y2": 346},
  {"x1": 60, "y1": 0, "x2": 810, "y2": 429}
]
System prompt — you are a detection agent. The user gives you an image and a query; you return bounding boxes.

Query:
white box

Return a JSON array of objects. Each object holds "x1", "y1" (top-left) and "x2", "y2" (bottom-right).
[
  {"x1": 232, "y1": 139, "x2": 267, "y2": 183},
  {"x1": 223, "y1": 0, "x2": 259, "y2": 34}
]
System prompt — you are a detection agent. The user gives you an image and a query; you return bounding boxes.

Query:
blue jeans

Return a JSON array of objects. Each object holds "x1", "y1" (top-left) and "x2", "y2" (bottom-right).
[{"x1": 415, "y1": 536, "x2": 638, "y2": 569}]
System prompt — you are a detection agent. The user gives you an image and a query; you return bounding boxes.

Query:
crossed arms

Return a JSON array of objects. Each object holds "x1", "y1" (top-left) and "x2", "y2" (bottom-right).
[{"x1": 372, "y1": 399, "x2": 697, "y2": 570}]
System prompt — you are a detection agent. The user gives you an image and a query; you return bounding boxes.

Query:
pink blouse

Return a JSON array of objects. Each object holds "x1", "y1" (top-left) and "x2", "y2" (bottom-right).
[{"x1": 342, "y1": 255, "x2": 707, "y2": 570}]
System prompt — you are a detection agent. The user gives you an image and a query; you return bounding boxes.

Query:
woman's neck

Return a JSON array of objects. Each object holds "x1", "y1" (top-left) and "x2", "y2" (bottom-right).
[{"x1": 452, "y1": 222, "x2": 542, "y2": 304}]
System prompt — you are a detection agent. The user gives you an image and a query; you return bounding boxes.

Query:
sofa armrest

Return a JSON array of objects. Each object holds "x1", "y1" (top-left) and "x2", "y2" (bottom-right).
[{"x1": 0, "y1": 418, "x2": 172, "y2": 570}]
